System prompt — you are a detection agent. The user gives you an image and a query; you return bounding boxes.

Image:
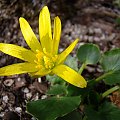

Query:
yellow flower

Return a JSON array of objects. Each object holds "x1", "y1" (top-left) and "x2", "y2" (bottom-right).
[{"x1": 0, "y1": 6, "x2": 87, "y2": 88}]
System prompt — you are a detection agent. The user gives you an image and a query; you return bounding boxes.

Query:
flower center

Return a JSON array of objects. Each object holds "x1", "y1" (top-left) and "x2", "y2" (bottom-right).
[{"x1": 35, "y1": 49, "x2": 58, "y2": 70}]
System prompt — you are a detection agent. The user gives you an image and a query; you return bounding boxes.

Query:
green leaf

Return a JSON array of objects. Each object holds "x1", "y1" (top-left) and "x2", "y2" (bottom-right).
[
  {"x1": 99, "y1": 102, "x2": 120, "y2": 120},
  {"x1": 101, "y1": 49, "x2": 120, "y2": 72},
  {"x1": 67, "y1": 84, "x2": 89, "y2": 97},
  {"x1": 104, "y1": 70, "x2": 120, "y2": 85},
  {"x1": 46, "y1": 75, "x2": 65, "y2": 85},
  {"x1": 57, "y1": 110, "x2": 82, "y2": 120},
  {"x1": 67, "y1": 80, "x2": 96, "y2": 97},
  {"x1": 100, "y1": 49, "x2": 120, "y2": 85},
  {"x1": 47, "y1": 84, "x2": 67, "y2": 95},
  {"x1": 88, "y1": 91, "x2": 101, "y2": 106},
  {"x1": 85, "y1": 106, "x2": 101, "y2": 120},
  {"x1": 85, "y1": 102, "x2": 120, "y2": 120},
  {"x1": 27, "y1": 96, "x2": 81, "y2": 120},
  {"x1": 65, "y1": 55, "x2": 78, "y2": 71},
  {"x1": 77, "y1": 43, "x2": 101, "y2": 65}
]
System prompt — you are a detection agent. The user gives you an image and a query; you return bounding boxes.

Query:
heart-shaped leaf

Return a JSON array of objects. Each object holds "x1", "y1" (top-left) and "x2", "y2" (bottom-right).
[
  {"x1": 104, "y1": 71, "x2": 120, "y2": 85},
  {"x1": 85, "y1": 102, "x2": 120, "y2": 120},
  {"x1": 47, "y1": 84, "x2": 67, "y2": 95},
  {"x1": 101, "y1": 49, "x2": 120, "y2": 72},
  {"x1": 85, "y1": 106, "x2": 101, "y2": 120},
  {"x1": 65, "y1": 55, "x2": 78, "y2": 71},
  {"x1": 77, "y1": 43, "x2": 101, "y2": 65},
  {"x1": 27, "y1": 96, "x2": 81, "y2": 120},
  {"x1": 57, "y1": 110, "x2": 82, "y2": 120},
  {"x1": 100, "y1": 49, "x2": 120, "y2": 85}
]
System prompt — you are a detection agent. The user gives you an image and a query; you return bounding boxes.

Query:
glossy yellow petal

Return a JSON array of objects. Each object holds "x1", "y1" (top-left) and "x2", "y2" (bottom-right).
[
  {"x1": 52, "y1": 16, "x2": 61, "y2": 55},
  {"x1": 0, "y1": 63, "x2": 38, "y2": 76},
  {"x1": 0, "y1": 43, "x2": 36, "y2": 63},
  {"x1": 19, "y1": 17, "x2": 42, "y2": 52},
  {"x1": 57, "y1": 39, "x2": 78, "y2": 64},
  {"x1": 52, "y1": 65, "x2": 87, "y2": 88},
  {"x1": 34, "y1": 68, "x2": 51, "y2": 76},
  {"x1": 39, "y1": 6, "x2": 52, "y2": 52}
]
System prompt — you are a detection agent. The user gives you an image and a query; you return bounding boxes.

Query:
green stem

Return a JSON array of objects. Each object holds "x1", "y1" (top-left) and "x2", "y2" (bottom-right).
[
  {"x1": 78, "y1": 63, "x2": 86, "y2": 74},
  {"x1": 95, "y1": 71, "x2": 113, "y2": 82},
  {"x1": 83, "y1": 116, "x2": 87, "y2": 120},
  {"x1": 102, "y1": 86, "x2": 120, "y2": 98}
]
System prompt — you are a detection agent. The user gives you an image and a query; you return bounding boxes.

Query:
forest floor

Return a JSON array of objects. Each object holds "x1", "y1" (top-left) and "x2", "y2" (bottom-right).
[{"x1": 0, "y1": 0, "x2": 120, "y2": 119}]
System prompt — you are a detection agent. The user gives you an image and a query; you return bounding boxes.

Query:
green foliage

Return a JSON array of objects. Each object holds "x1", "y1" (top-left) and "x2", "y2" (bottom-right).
[
  {"x1": 103, "y1": 71, "x2": 120, "y2": 85},
  {"x1": 1, "y1": 3, "x2": 120, "y2": 119},
  {"x1": 87, "y1": 90, "x2": 101, "y2": 106},
  {"x1": 47, "y1": 84, "x2": 67, "y2": 95},
  {"x1": 65, "y1": 55, "x2": 78, "y2": 71},
  {"x1": 100, "y1": 49, "x2": 120, "y2": 72},
  {"x1": 57, "y1": 110, "x2": 82, "y2": 120},
  {"x1": 100, "y1": 49, "x2": 120, "y2": 85},
  {"x1": 27, "y1": 96, "x2": 81, "y2": 120},
  {"x1": 46, "y1": 75, "x2": 65, "y2": 85},
  {"x1": 85, "y1": 102, "x2": 120, "y2": 120},
  {"x1": 77, "y1": 43, "x2": 101, "y2": 65},
  {"x1": 22, "y1": 43, "x2": 120, "y2": 119}
]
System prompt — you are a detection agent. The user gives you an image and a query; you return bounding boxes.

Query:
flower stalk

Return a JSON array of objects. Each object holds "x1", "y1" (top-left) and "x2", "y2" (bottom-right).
[
  {"x1": 102, "y1": 85, "x2": 120, "y2": 98},
  {"x1": 95, "y1": 71, "x2": 113, "y2": 82},
  {"x1": 78, "y1": 63, "x2": 86, "y2": 74}
]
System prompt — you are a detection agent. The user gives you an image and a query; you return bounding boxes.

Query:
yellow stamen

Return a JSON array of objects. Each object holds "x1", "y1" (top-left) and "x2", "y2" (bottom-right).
[
  {"x1": 52, "y1": 55, "x2": 58, "y2": 62},
  {"x1": 35, "y1": 49, "x2": 58, "y2": 70},
  {"x1": 43, "y1": 56, "x2": 54, "y2": 69}
]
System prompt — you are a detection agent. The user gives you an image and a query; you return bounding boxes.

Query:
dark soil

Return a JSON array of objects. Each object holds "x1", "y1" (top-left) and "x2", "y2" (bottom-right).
[{"x1": 0, "y1": 0, "x2": 120, "y2": 119}]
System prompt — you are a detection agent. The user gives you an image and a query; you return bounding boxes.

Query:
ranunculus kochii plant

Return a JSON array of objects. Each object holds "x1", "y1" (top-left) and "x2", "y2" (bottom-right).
[{"x1": 0, "y1": 6, "x2": 120, "y2": 120}]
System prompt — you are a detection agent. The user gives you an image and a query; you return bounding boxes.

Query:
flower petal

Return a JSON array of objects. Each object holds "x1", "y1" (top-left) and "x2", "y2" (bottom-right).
[
  {"x1": 52, "y1": 65, "x2": 87, "y2": 88},
  {"x1": 52, "y1": 16, "x2": 61, "y2": 55},
  {"x1": 0, "y1": 63, "x2": 38, "y2": 76},
  {"x1": 39, "y1": 6, "x2": 52, "y2": 52},
  {"x1": 19, "y1": 17, "x2": 42, "y2": 52},
  {"x1": 0, "y1": 43, "x2": 36, "y2": 63},
  {"x1": 34, "y1": 68, "x2": 51, "y2": 76},
  {"x1": 57, "y1": 39, "x2": 78, "y2": 64}
]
